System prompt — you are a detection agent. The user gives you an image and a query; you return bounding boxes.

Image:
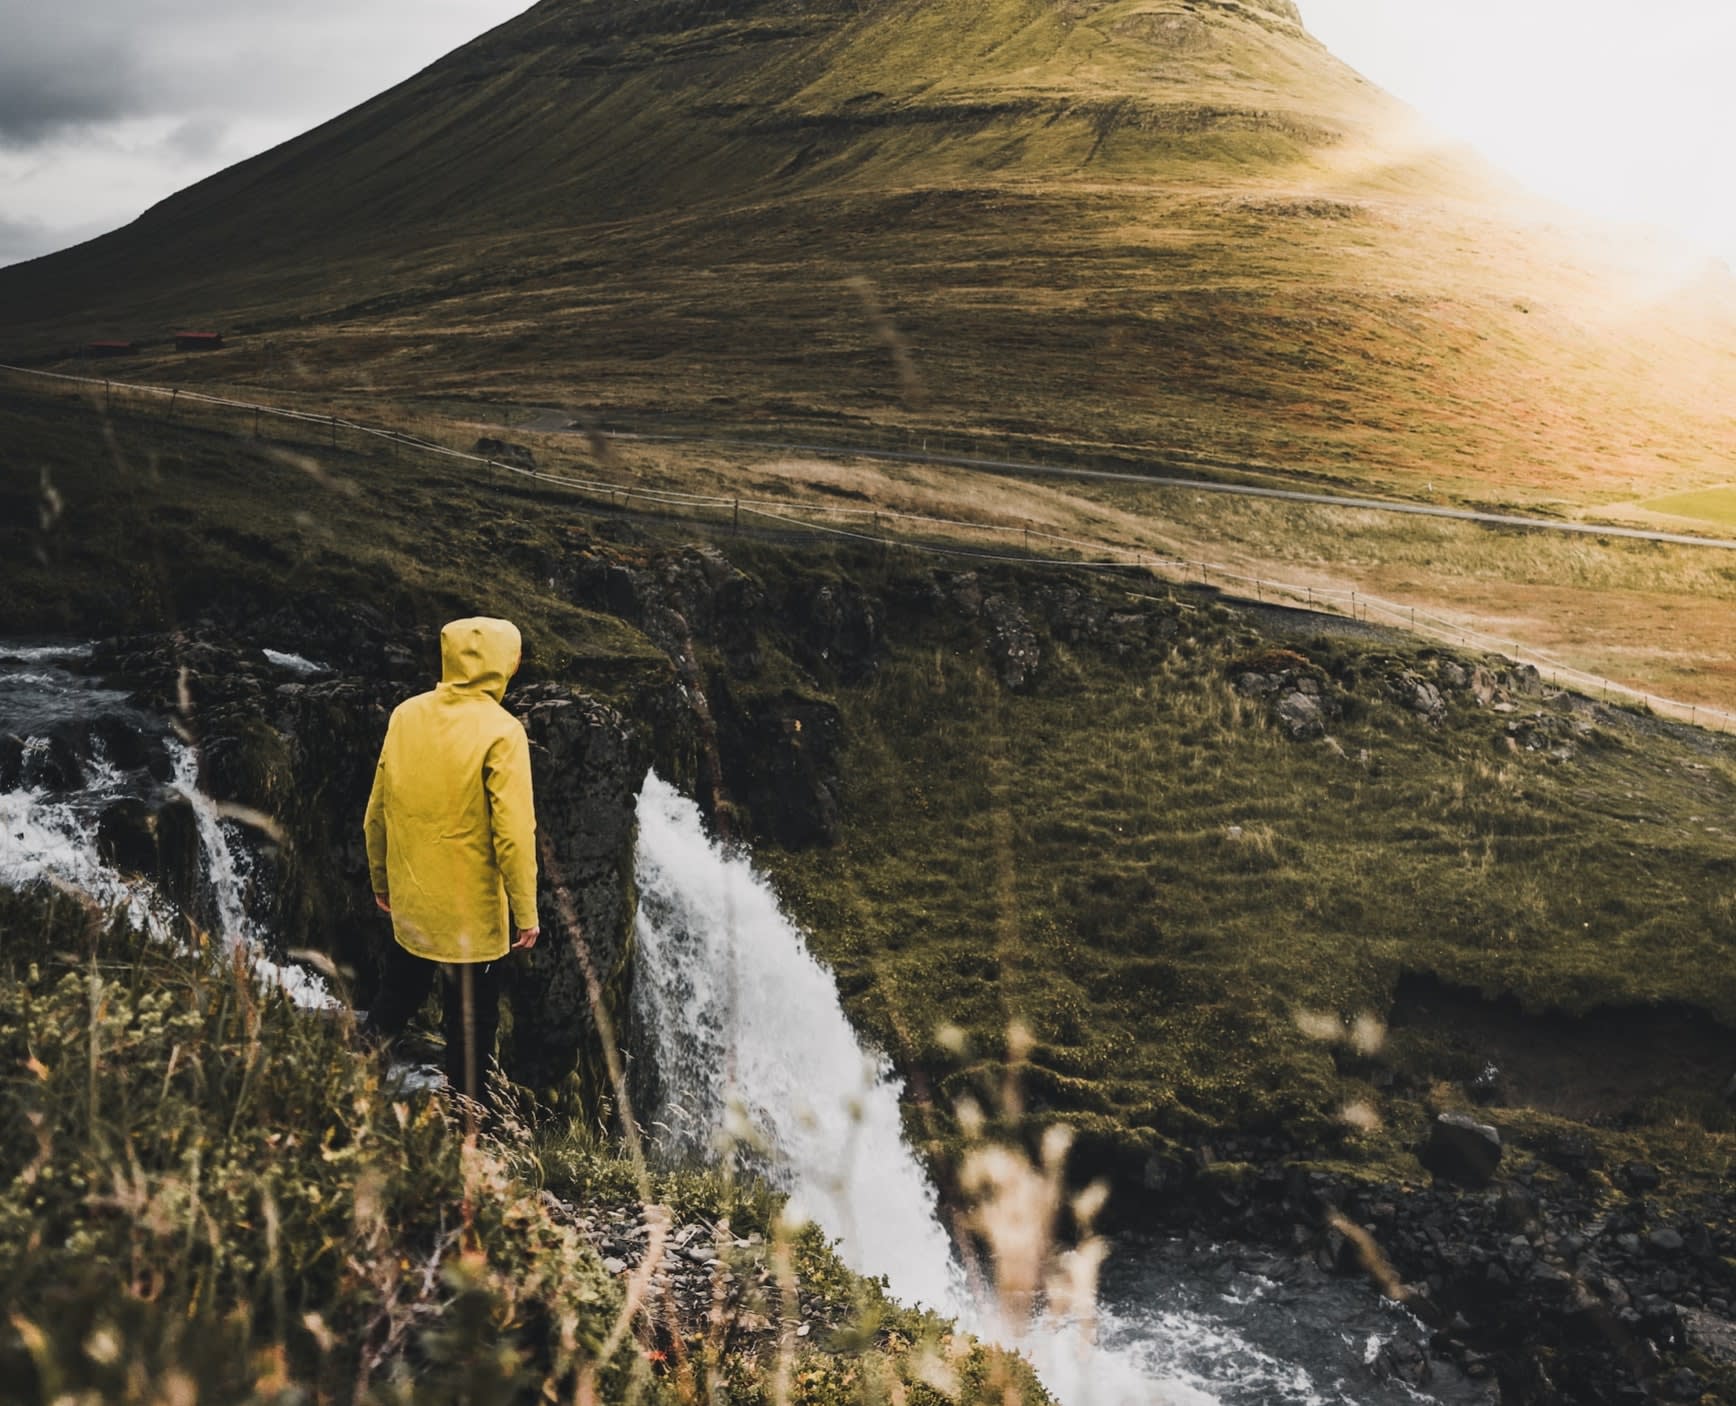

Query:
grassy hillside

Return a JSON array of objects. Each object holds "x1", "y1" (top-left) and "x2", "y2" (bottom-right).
[
  {"x1": 4, "y1": 0, "x2": 1735, "y2": 511},
  {"x1": 6, "y1": 388, "x2": 1731, "y2": 1209},
  {"x1": 753, "y1": 577, "x2": 1736, "y2": 1175}
]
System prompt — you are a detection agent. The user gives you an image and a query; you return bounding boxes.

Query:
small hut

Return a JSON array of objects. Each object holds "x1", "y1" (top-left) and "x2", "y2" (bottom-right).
[
  {"x1": 175, "y1": 331, "x2": 224, "y2": 351},
  {"x1": 84, "y1": 340, "x2": 135, "y2": 358}
]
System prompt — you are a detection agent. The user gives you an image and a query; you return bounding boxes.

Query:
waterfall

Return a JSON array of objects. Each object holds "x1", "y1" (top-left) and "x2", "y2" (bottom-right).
[
  {"x1": 167, "y1": 743, "x2": 335, "y2": 1009},
  {"x1": 0, "y1": 652, "x2": 332, "y2": 1010},
  {"x1": 632, "y1": 771, "x2": 964, "y2": 1310},
  {"x1": 631, "y1": 773, "x2": 1225, "y2": 1406}
]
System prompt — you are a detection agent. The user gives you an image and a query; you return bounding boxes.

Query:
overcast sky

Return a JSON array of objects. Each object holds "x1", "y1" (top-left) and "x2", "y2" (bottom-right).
[
  {"x1": 0, "y1": 0, "x2": 536, "y2": 267},
  {"x1": 1, "y1": 0, "x2": 1732, "y2": 270}
]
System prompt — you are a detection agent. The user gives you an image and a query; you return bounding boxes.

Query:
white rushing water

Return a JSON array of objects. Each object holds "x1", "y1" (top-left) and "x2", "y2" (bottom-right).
[
  {"x1": 262, "y1": 649, "x2": 328, "y2": 676},
  {"x1": 0, "y1": 748, "x2": 161, "y2": 931},
  {"x1": 166, "y1": 743, "x2": 335, "y2": 1009},
  {"x1": 633, "y1": 771, "x2": 963, "y2": 1309},
  {"x1": 632, "y1": 772, "x2": 1239, "y2": 1406},
  {"x1": 0, "y1": 664, "x2": 332, "y2": 1009}
]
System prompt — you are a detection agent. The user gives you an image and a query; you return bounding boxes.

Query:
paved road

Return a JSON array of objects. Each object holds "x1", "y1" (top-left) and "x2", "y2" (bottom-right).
[{"x1": 592, "y1": 429, "x2": 1736, "y2": 553}]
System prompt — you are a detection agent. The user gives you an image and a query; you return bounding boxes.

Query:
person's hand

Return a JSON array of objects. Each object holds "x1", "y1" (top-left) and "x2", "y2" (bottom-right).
[
  {"x1": 374, "y1": 893, "x2": 392, "y2": 914},
  {"x1": 512, "y1": 926, "x2": 540, "y2": 952}
]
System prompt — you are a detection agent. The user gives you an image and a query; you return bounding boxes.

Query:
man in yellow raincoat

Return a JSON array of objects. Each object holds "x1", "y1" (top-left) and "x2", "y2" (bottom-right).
[{"x1": 361, "y1": 617, "x2": 540, "y2": 1105}]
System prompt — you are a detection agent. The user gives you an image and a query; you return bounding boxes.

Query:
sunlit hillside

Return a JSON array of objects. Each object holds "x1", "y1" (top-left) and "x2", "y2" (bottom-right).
[{"x1": 3, "y1": 0, "x2": 1735, "y2": 505}]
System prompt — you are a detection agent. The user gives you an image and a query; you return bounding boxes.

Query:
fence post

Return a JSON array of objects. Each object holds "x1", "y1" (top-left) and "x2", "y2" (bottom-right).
[
  {"x1": 168, "y1": 389, "x2": 178, "y2": 424},
  {"x1": 105, "y1": 379, "x2": 112, "y2": 413},
  {"x1": 733, "y1": 499, "x2": 741, "y2": 535},
  {"x1": 330, "y1": 413, "x2": 338, "y2": 451},
  {"x1": 253, "y1": 406, "x2": 261, "y2": 439}
]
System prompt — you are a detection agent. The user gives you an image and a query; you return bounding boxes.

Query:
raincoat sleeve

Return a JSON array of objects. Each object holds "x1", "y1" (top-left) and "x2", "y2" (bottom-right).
[
  {"x1": 363, "y1": 730, "x2": 390, "y2": 897},
  {"x1": 485, "y1": 722, "x2": 539, "y2": 931}
]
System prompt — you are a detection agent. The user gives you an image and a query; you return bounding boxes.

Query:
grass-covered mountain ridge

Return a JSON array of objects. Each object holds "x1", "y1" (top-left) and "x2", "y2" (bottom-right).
[{"x1": 7, "y1": 0, "x2": 1736, "y2": 508}]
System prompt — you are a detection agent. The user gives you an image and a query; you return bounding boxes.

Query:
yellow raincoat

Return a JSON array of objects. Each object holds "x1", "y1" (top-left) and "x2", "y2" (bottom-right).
[{"x1": 364, "y1": 617, "x2": 539, "y2": 963}]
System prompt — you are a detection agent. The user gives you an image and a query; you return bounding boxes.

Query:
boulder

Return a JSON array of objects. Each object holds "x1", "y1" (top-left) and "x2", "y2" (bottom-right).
[
  {"x1": 1388, "y1": 671, "x2": 1445, "y2": 721},
  {"x1": 1275, "y1": 690, "x2": 1325, "y2": 740},
  {"x1": 21, "y1": 733, "x2": 84, "y2": 792},
  {"x1": 1420, "y1": 1112, "x2": 1503, "y2": 1186}
]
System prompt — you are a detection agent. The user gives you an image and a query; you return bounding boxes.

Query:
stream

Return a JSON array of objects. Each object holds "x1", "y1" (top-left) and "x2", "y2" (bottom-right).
[{"x1": 1, "y1": 649, "x2": 1477, "y2": 1405}]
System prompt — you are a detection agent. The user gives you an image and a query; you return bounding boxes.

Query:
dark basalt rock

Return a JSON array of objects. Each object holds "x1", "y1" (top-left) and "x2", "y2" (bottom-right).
[
  {"x1": 80, "y1": 625, "x2": 659, "y2": 1115},
  {"x1": 96, "y1": 791, "x2": 201, "y2": 915},
  {"x1": 792, "y1": 580, "x2": 882, "y2": 683},
  {"x1": 1421, "y1": 1112, "x2": 1504, "y2": 1187},
  {"x1": 505, "y1": 686, "x2": 649, "y2": 1091},
  {"x1": 19, "y1": 732, "x2": 86, "y2": 792},
  {"x1": 0, "y1": 734, "x2": 22, "y2": 792}
]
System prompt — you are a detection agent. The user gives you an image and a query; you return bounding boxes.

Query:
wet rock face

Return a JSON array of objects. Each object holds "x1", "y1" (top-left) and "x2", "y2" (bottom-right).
[
  {"x1": 505, "y1": 686, "x2": 649, "y2": 1089},
  {"x1": 96, "y1": 793, "x2": 202, "y2": 914},
  {"x1": 77, "y1": 627, "x2": 653, "y2": 1106}
]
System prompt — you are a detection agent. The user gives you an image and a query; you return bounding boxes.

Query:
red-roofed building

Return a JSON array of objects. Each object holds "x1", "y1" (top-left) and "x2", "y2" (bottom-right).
[{"x1": 175, "y1": 331, "x2": 224, "y2": 351}]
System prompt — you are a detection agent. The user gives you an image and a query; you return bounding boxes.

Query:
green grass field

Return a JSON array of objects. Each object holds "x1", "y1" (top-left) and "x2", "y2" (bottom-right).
[{"x1": 1640, "y1": 486, "x2": 1736, "y2": 528}]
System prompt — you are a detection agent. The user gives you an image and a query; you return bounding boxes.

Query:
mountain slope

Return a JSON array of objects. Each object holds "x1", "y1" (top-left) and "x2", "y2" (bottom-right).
[{"x1": 5, "y1": 0, "x2": 1734, "y2": 501}]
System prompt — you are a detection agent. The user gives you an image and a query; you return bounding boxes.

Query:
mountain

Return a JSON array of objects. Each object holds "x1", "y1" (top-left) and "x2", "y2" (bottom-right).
[{"x1": 5, "y1": 0, "x2": 1735, "y2": 499}]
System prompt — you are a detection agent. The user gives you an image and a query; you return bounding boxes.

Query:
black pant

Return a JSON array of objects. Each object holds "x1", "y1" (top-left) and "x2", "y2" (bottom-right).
[{"x1": 365, "y1": 944, "x2": 503, "y2": 1105}]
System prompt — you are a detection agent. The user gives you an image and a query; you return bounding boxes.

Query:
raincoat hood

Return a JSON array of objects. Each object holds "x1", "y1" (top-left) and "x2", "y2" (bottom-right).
[{"x1": 439, "y1": 617, "x2": 521, "y2": 703}]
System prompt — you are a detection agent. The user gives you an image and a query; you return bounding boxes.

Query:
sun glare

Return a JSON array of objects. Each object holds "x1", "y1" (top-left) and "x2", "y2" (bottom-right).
[{"x1": 1302, "y1": 0, "x2": 1736, "y2": 268}]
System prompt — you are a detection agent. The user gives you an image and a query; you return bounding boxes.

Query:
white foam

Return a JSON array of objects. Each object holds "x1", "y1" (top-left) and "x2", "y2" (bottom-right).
[
  {"x1": 0, "y1": 722, "x2": 335, "y2": 1011},
  {"x1": 262, "y1": 649, "x2": 327, "y2": 675},
  {"x1": 0, "y1": 642, "x2": 93, "y2": 664},
  {"x1": 168, "y1": 743, "x2": 335, "y2": 1009},
  {"x1": 0, "y1": 785, "x2": 163, "y2": 934}
]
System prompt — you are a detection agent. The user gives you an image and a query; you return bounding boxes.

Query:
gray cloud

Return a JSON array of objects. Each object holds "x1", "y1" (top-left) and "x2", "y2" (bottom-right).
[
  {"x1": 0, "y1": 1, "x2": 534, "y2": 267},
  {"x1": 0, "y1": 213, "x2": 110, "y2": 266},
  {"x1": 0, "y1": 2, "x2": 532, "y2": 148},
  {"x1": 0, "y1": 28, "x2": 148, "y2": 144},
  {"x1": 164, "y1": 116, "x2": 231, "y2": 162}
]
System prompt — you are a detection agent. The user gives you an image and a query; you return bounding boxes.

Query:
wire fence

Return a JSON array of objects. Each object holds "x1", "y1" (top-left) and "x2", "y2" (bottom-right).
[{"x1": 7, "y1": 360, "x2": 1733, "y2": 735}]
